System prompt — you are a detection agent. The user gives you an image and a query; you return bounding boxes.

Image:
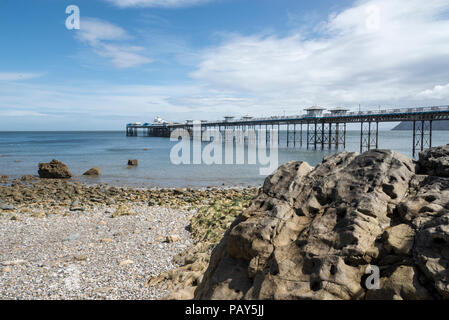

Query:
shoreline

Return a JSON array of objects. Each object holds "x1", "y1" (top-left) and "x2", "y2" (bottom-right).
[
  {"x1": 0, "y1": 177, "x2": 258, "y2": 300},
  {"x1": 0, "y1": 173, "x2": 262, "y2": 190}
]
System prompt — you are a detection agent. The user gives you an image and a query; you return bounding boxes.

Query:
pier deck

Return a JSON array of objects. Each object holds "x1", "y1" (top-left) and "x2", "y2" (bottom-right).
[{"x1": 126, "y1": 105, "x2": 449, "y2": 156}]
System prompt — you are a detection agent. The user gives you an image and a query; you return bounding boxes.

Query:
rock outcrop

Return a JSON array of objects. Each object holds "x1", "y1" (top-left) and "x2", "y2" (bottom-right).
[
  {"x1": 194, "y1": 146, "x2": 449, "y2": 300},
  {"x1": 38, "y1": 160, "x2": 72, "y2": 179},
  {"x1": 418, "y1": 144, "x2": 449, "y2": 178}
]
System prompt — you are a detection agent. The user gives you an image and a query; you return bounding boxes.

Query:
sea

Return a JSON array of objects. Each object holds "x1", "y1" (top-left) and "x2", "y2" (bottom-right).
[{"x1": 0, "y1": 130, "x2": 448, "y2": 188}]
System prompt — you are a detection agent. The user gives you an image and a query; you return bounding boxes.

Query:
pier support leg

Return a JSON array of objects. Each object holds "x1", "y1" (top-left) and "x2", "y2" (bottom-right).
[
  {"x1": 266, "y1": 124, "x2": 268, "y2": 145},
  {"x1": 360, "y1": 122, "x2": 363, "y2": 153},
  {"x1": 321, "y1": 123, "x2": 325, "y2": 150},
  {"x1": 360, "y1": 121, "x2": 378, "y2": 152},
  {"x1": 306, "y1": 123, "x2": 310, "y2": 150},
  {"x1": 413, "y1": 121, "x2": 416, "y2": 157},
  {"x1": 376, "y1": 121, "x2": 379, "y2": 149},
  {"x1": 278, "y1": 123, "x2": 280, "y2": 146},
  {"x1": 430, "y1": 120, "x2": 433, "y2": 148},
  {"x1": 335, "y1": 123, "x2": 339, "y2": 149},
  {"x1": 412, "y1": 120, "x2": 433, "y2": 157},
  {"x1": 294, "y1": 123, "x2": 296, "y2": 148}
]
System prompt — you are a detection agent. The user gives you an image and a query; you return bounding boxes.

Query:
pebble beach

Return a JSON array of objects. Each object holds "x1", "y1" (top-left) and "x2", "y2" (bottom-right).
[{"x1": 0, "y1": 177, "x2": 257, "y2": 300}]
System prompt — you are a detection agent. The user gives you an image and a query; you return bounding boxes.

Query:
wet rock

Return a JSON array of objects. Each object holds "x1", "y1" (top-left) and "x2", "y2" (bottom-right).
[
  {"x1": 128, "y1": 160, "x2": 138, "y2": 166},
  {"x1": 83, "y1": 167, "x2": 101, "y2": 176},
  {"x1": 194, "y1": 148, "x2": 449, "y2": 300},
  {"x1": 38, "y1": 159, "x2": 72, "y2": 179}
]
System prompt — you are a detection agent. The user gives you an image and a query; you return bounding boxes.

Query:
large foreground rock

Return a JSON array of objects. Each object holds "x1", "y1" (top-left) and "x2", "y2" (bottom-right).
[
  {"x1": 194, "y1": 145, "x2": 449, "y2": 300},
  {"x1": 38, "y1": 160, "x2": 72, "y2": 179}
]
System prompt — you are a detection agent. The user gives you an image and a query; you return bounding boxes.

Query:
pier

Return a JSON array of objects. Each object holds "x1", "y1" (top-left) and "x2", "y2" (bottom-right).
[{"x1": 126, "y1": 105, "x2": 449, "y2": 157}]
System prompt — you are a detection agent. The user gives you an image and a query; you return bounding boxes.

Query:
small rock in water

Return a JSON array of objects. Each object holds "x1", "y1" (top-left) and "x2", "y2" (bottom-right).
[
  {"x1": 173, "y1": 188, "x2": 185, "y2": 195},
  {"x1": 83, "y1": 167, "x2": 101, "y2": 176},
  {"x1": 38, "y1": 159, "x2": 72, "y2": 179},
  {"x1": 128, "y1": 159, "x2": 138, "y2": 166}
]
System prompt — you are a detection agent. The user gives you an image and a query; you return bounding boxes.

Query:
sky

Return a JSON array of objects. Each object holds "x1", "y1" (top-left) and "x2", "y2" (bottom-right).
[{"x1": 0, "y1": 0, "x2": 449, "y2": 130}]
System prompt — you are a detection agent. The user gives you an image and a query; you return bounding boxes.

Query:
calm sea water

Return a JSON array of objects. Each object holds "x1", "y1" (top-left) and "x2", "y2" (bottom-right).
[{"x1": 0, "y1": 130, "x2": 448, "y2": 188}]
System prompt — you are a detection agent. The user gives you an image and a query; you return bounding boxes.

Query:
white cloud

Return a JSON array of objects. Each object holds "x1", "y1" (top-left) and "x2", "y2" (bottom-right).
[
  {"x1": 105, "y1": 0, "x2": 211, "y2": 8},
  {"x1": 77, "y1": 18, "x2": 128, "y2": 44},
  {"x1": 0, "y1": 110, "x2": 47, "y2": 117},
  {"x1": 191, "y1": 0, "x2": 449, "y2": 110},
  {"x1": 0, "y1": 72, "x2": 43, "y2": 81},
  {"x1": 3, "y1": 0, "x2": 449, "y2": 130},
  {"x1": 75, "y1": 17, "x2": 152, "y2": 68},
  {"x1": 94, "y1": 44, "x2": 153, "y2": 68},
  {"x1": 418, "y1": 83, "x2": 449, "y2": 100}
]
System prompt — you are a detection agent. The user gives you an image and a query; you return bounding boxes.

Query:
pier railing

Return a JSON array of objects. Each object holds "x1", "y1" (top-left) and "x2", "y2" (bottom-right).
[
  {"x1": 126, "y1": 105, "x2": 449, "y2": 157},
  {"x1": 196, "y1": 105, "x2": 449, "y2": 124}
]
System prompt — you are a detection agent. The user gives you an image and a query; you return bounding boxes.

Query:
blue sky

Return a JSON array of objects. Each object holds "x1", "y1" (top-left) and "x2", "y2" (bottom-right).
[{"x1": 1, "y1": 0, "x2": 449, "y2": 130}]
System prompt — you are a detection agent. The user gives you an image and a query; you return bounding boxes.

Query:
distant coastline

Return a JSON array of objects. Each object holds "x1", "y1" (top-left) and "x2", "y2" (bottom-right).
[{"x1": 392, "y1": 120, "x2": 449, "y2": 130}]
